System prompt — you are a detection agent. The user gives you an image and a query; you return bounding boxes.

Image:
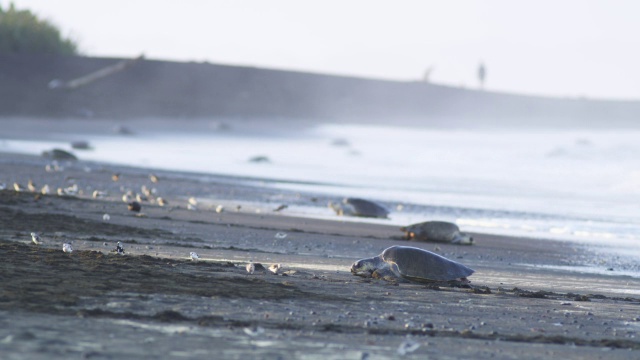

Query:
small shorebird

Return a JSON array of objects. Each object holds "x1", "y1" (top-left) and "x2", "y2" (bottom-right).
[
  {"x1": 62, "y1": 243, "x2": 73, "y2": 253},
  {"x1": 157, "y1": 197, "x2": 167, "y2": 206},
  {"x1": 112, "y1": 173, "x2": 120, "y2": 182},
  {"x1": 246, "y1": 263, "x2": 255, "y2": 274},
  {"x1": 30, "y1": 232, "x2": 42, "y2": 245},
  {"x1": 122, "y1": 191, "x2": 134, "y2": 203},
  {"x1": 45, "y1": 162, "x2": 62, "y2": 172},
  {"x1": 103, "y1": 214, "x2": 111, "y2": 221},
  {"x1": 149, "y1": 173, "x2": 159, "y2": 183},
  {"x1": 27, "y1": 179, "x2": 37, "y2": 192},
  {"x1": 268, "y1": 263, "x2": 282, "y2": 274},
  {"x1": 93, "y1": 190, "x2": 107, "y2": 199},
  {"x1": 190, "y1": 252, "x2": 199, "y2": 261},
  {"x1": 64, "y1": 184, "x2": 78, "y2": 195},
  {"x1": 141, "y1": 185, "x2": 152, "y2": 197},
  {"x1": 41, "y1": 184, "x2": 50, "y2": 195},
  {"x1": 215, "y1": 205, "x2": 224, "y2": 213},
  {"x1": 114, "y1": 241, "x2": 125, "y2": 255},
  {"x1": 13, "y1": 182, "x2": 23, "y2": 192},
  {"x1": 246, "y1": 262, "x2": 266, "y2": 274}
]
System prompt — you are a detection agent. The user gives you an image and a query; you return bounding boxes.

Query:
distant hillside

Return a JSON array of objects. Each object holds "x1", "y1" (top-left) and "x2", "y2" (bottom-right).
[{"x1": 2, "y1": 54, "x2": 640, "y2": 127}]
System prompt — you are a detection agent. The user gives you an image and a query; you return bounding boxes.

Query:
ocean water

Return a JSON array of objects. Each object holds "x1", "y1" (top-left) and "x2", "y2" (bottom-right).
[{"x1": 3, "y1": 122, "x2": 640, "y2": 256}]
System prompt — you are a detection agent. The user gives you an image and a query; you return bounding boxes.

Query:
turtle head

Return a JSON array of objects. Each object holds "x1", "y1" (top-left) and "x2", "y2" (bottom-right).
[
  {"x1": 452, "y1": 232, "x2": 474, "y2": 245},
  {"x1": 399, "y1": 226, "x2": 416, "y2": 240},
  {"x1": 350, "y1": 258, "x2": 378, "y2": 276}
]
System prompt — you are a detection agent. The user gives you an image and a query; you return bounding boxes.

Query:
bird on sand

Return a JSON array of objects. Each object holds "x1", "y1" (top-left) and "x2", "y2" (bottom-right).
[
  {"x1": 30, "y1": 232, "x2": 42, "y2": 245},
  {"x1": 63, "y1": 243, "x2": 73, "y2": 253},
  {"x1": 114, "y1": 241, "x2": 125, "y2": 255}
]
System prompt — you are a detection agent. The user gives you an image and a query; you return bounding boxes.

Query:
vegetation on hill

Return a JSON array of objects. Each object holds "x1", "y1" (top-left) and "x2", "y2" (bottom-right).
[{"x1": 0, "y1": 2, "x2": 77, "y2": 55}]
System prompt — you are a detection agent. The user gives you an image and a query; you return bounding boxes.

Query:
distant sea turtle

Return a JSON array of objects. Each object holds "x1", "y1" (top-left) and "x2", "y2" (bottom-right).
[
  {"x1": 328, "y1": 198, "x2": 389, "y2": 219},
  {"x1": 41, "y1": 148, "x2": 78, "y2": 161},
  {"x1": 351, "y1": 245, "x2": 474, "y2": 283},
  {"x1": 401, "y1": 221, "x2": 474, "y2": 245}
]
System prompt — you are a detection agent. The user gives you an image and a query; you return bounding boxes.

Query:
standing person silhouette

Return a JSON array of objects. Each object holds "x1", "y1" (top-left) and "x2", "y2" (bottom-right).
[{"x1": 477, "y1": 62, "x2": 486, "y2": 89}]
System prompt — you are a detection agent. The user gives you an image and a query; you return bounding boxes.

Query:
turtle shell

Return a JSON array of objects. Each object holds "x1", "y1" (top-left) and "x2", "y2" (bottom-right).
[
  {"x1": 343, "y1": 198, "x2": 389, "y2": 218},
  {"x1": 402, "y1": 221, "x2": 460, "y2": 241},
  {"x1": 380, "y1": 246, "x2": 474, "y2": 282}
]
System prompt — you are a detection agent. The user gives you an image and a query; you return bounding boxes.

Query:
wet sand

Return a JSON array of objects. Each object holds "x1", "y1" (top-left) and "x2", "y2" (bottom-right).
[{"x1": 1, "y1": 151, "x2": 640, "y2": 359}]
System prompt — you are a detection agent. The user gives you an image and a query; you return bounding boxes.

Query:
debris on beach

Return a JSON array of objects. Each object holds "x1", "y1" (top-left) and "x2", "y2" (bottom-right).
[
  {"x1": 0, "y1": 183, "x2": 6, "y2": 190},
  {"x1": 331, "y1": 138, "x2": 350, "y2": 147},
  {"x1": 275, "y1": 232, "x2": 287, "y2": 239},
  {"x1": 128, "y1": 201, "x2": 141, "y2": 212},
  {"x1": 30, "y1": 232, "x2": 42, "y2": 245},
  {"x1": 103, "y1": 214, "x2": 111, "y2": 221},
  {"x1": 187, "y1": 203, "x2": 197, "y2": 211},
  {"x1": 273, "y1": 204, "x2": 288, "y2": 212},
  {"x1": 243, "y1": 326, "x2": 265, "y2": 337},
  {"x1": 62, "y1": 243, "x2": 73, "y2": 253},
  {"x1": 328, "y1": 197, "x2": 389, "y2": 219},
  {"x1": 397, "y1": 337, "x2": 420, "y2": 356},
  {"x1": 248, "y1": 155, "x2": 270, "y2": 163},
  {"x1": 113, "y1": 125, "x2": 134, "y2": 135},
  {"x1": 71, "y1": 140, "x2": 91, "y2": 150},
  {"x1": 190, "y1": 252, "x2": 199, "y2": 261}
]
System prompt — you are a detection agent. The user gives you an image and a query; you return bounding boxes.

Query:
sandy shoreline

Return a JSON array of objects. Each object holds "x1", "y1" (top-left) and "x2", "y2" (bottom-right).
[{"x1": 0, "y1": 149, "x2": 639, "y2": 359}]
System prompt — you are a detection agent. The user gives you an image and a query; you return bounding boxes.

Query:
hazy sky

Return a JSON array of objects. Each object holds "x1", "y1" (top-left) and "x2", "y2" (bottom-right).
[{"x1": 4, "y1": 0, "x2": 640, "y2": 99}]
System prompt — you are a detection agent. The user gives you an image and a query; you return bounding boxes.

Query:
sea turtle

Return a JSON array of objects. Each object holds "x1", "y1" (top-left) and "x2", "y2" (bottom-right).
[
  {"x1": 350, "y1": 245, "x2": 474, "y2": 283},
  {"x1": 328, "y1": 198, "x2": 389, "y2": 219},
  {"x1": 41, "y1": 148, "x2": 78, "y2": 161},
  {"x1": 400, "y1": 221, "x2": 474, "y2": 245}
]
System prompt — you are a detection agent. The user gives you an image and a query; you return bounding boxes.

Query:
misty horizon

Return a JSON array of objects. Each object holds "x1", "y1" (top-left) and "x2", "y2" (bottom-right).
[{"x1": 3, "y1": 0, "x2": 640, "y2": 101}]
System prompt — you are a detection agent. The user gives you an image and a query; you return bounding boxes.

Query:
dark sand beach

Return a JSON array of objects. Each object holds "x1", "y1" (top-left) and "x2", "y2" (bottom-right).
[{"x1": 1, "y1": 140, "x2": 640, "y2": 359}]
